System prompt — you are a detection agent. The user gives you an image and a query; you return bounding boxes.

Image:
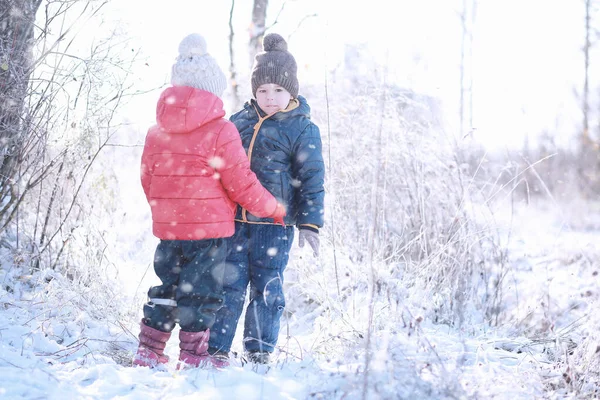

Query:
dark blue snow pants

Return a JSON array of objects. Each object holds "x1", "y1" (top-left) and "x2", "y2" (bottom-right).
[
  {"x1": 208, "y1": 222, "x2": 295, "y2": 354},
  {"x1": 143, "y1": 239, "x2": 227, "y2": 333}
]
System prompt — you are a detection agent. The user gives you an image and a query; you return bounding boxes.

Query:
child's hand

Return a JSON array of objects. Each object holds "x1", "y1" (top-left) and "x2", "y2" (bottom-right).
[
  {"x1": 298, "y1": 229, "x2": 319, "y2": 257},
  {"x1": 272, "y1": 203, "x2": 286, "y2": 226}
]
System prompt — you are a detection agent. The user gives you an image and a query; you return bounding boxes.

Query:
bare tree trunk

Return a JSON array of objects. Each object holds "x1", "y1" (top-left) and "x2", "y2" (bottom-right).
[
  {"x1": 459, "y1": 0, "x2": 466, "y2": 137},
  {"x1": 459, "y1": 0, "x2": 476, "y2": 138},
  {"x1": 0, "y1": 0, "x2": 42, "y2": 211},
  {"x1": 249, "y1": 0, "x2": 268, "y2": 64},
  {"x1": 583, "y1": 0, "x2": 591, "y2": 149},
  {"x1": 469, "y1": 0, "x2": 476, "y2": 131},
  {"x1": 577, "y1": 0, "x2": 596, "y2": 195},
  {"x1": 228, "y1": 0, "x2": 241, "y2": 110}
]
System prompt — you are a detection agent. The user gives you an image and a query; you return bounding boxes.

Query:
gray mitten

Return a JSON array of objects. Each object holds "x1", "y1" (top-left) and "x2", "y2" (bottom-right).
[{"x1": 298, "y1": 228, "x2": 320, "y2": 257}]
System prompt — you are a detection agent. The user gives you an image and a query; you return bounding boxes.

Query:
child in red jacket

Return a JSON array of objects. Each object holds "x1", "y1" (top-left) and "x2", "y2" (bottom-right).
[{"x1": 133, "y1": 33, "x2": 285, "y2": 369}]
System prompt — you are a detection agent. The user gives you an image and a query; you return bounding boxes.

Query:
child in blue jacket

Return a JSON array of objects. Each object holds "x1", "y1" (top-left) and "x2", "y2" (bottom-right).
[{"x1": 208, "y1": 33, "x2": 325, "y2": 364}]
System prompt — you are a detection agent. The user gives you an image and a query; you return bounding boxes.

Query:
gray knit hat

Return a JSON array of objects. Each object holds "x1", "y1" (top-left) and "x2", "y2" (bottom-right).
[
  {"x1": 171, "y1": 33, "x2": 227, "y2": 97},
  {"x1": 251, "y1": 33, "x2": 299, "y2": 98}
]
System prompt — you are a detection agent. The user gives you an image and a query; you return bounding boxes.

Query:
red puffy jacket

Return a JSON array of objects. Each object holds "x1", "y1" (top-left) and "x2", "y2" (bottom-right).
[{"x1": 141, "y1": 86, "x2": 278, "y2": 240}]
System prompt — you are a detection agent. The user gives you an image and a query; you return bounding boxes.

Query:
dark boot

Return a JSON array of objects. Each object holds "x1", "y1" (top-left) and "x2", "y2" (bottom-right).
[
  {"x1": 245, "y1": 350, "x2": 270, "y2": 364},
  {"x1": 132, "y1": 319, "x2": 171, "y2": 368},
  {"x1": 178, "y1": 329, "x2": 227, "y2": 369}
]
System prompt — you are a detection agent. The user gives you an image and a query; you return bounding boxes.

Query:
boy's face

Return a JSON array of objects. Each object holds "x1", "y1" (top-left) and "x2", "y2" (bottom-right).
[{"x1": 255, "y1": 84, "x2": 293, "y2": 115}]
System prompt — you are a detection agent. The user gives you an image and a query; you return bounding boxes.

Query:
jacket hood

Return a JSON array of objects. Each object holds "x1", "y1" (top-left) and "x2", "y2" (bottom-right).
[
  {"x1": 247, "y1": 95, "x2": 311, "y2": 121},
  {"x1": 156, "y1": 86, "x2": 226, "y2": 133}
]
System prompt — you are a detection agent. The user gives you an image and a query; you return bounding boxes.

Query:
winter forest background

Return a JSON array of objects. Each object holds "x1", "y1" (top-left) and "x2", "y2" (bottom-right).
[{"x1": 1, "y1": 0, "x2": 600, "y2": 399}]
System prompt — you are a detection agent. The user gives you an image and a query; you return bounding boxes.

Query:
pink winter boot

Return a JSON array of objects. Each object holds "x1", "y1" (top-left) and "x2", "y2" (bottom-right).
[
  {"x1": 132, "y1": 320, "x2": 171, "y2": 368},
  {"x1": 178, "y1": 329, "x2": 228, "y2": 369}
]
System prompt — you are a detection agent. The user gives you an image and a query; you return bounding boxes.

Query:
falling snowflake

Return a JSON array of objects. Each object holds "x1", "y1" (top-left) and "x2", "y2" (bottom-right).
[
  {"x1": 296, "y1": 152, "x2": 308, "y2": 162},
  {"x1": 209, "y1": 156, "x2": 225, "y2": 169},
  {"x1": 180, "y1": 283, "x2": 193, "y2": 293}
]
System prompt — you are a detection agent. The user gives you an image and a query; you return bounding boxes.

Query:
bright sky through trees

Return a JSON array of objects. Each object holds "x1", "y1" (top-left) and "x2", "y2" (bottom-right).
[{"x1": 112, "y1": 0, "x2": 586, "y2": 150}]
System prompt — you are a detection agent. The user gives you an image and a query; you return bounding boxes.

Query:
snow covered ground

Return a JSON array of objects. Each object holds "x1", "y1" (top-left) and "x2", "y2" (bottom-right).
[
  {"x1": 1, "y1": 1, "x2": 596, "y2": 398},
  {"x1": 0, "y1": 198, "x2": 597, "y2": 399}
]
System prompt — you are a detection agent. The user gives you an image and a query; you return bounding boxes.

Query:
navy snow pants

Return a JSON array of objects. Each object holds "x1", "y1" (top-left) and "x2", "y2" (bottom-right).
[
  {"x1": 208, "y1": 222, "x2": 294, "y2": 353},
  {"x1": 143, "y1": 239, "x2": 227, "y2": 333}
]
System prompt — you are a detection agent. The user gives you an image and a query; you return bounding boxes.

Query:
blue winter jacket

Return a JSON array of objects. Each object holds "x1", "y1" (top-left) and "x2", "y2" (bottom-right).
[{"x1": 231, "y1": 95, "x2": 325, "y2": 229}]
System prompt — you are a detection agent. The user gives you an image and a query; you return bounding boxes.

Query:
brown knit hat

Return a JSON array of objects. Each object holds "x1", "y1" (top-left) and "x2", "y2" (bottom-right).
[{"x1": 251, "y1": 33, "x2": 299, "y2": 98}]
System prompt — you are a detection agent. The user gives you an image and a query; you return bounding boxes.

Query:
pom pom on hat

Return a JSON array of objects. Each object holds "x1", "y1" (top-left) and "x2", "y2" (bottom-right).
[
  {"x1": 178, "y1": 33, "x2": 208, "y2": 57},
  {"x1": 171, "y1": 33, "x2": 227, "y2": 97},
  {"x1": 251, "y1": 33, "x2": 299, "y2": 98},
  {"x1": 262, "y1": 33, "x2": 288, "y2": 52}
]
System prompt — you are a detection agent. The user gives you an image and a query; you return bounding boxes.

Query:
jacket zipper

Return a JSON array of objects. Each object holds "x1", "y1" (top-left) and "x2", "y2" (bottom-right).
[
  {"x1": 240, "y1": 100, "x2": 299, "y2": 222},
  {"x1": 241, "y1": 108, "x2": 268, "y2": 222}
]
